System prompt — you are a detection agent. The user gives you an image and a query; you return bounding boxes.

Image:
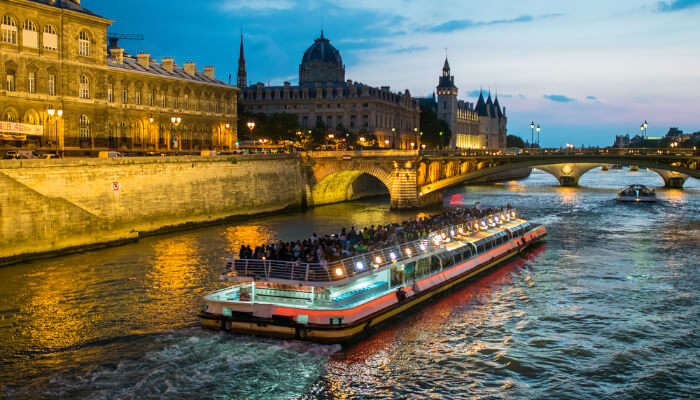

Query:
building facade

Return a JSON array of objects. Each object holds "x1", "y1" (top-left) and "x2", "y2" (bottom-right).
[
  {"x1": 237, "y1": 33, "x2": 421, "y2": 149},
  {"x1": 0, "y1": 0, "x2": 238, "y2": 155},
  {"x1": 434, "y1": 58, "x2": 507, "y2": 149}
]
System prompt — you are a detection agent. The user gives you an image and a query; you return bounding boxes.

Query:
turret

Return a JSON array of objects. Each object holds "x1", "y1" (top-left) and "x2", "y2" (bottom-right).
[{"x1": 237, "y1": 34, "x2": 247, "y2": 88}]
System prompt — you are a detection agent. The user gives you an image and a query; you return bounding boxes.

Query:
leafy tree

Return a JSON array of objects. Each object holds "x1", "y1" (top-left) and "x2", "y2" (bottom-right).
[
  {"x1": 237, "y1": 111, "x2": 300, "y2": 142},
  {"x1": 506, "y1": 135, "x2": 526, "y2": 148},
  {"x1": 419, "y1": 103, "x2": 451, "y2": 149}
]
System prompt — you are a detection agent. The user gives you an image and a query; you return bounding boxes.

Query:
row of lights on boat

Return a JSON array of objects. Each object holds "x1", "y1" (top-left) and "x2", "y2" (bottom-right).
[{"x1": 333, "y1": 210, "x2": 517, "y2": 279}]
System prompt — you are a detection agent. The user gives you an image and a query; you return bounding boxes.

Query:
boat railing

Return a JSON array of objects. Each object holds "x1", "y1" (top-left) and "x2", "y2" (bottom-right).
[{"x1": 224, "y1": 211, "x2": 519, "y2": 284}]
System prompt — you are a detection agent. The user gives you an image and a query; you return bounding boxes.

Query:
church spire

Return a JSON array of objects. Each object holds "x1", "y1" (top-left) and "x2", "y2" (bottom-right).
[{"x1": 237, "y1": 33, "x2": 247, "y2": 88}]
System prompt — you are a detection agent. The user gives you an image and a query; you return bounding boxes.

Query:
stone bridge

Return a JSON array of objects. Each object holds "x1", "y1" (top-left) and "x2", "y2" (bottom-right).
[{"x1": 303, "y1": 150, "x2": 700, "y2": 209}]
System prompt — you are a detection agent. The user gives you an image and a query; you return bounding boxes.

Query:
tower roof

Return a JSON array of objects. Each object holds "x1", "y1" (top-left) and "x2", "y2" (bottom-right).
[
  {"x1": 302, "y1": 32, "x2": 343, "y2": 66},
  {"x1": 239, "y1": 34, "x2": 245, "y2": 63},
  {"x1": 475, "y1": 91, "x2": 488, "y2": 116},
  {"x1": 442, "y1": 57, "x2": 450, "y2": 73}
]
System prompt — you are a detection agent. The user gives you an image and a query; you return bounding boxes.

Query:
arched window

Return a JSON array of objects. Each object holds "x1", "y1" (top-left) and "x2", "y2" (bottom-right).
[
  {"x1": 1, "y1": 16, "x2": 17, "y2": 44},
  {"x1": 22, "y1": 20, "x2": 38, "y2": 48},
  {"x1": 48, "y1": 73, "x2": 56, "y2": 96},
  {"x1": 78, "y1": 31, "x2": 90, "y2": 56},
  {"x1": 3, "y1": 109, "x2": 18, "y2": 122},
  {"x1": 79, "y1": 115, "x2": 90, "y2": 139},
  {"x1": 122, "y1": 87, "x2": 128, "y2": 104},
  {"x1": 5, "y1": 71, "x2": 15, "y2": 92},
  {"x1": 43, "y1": 24, "x2": 57, "y2": 50},
  {"x1": 79, "y1": 75, "x2": 89, "y2": 99},
  {"x1": 184, "y1": 94, "x2": 189, "y2": 110}
]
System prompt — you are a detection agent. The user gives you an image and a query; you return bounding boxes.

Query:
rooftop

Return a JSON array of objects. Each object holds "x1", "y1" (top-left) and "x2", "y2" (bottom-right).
[
  {"x1": 27, "y1": 0, "x2": 106, "y2": 19},
  {"x1": 107, "y1": 55, "x2": 234, "y2": 88}
]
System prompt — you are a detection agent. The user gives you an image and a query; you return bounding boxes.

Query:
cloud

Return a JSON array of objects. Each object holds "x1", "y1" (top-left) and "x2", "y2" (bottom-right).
[
  {"x1": 390, "y1": 46, "x2": 428, "y2": 54},
  {"x1": 425, "y1": 13, "x2": 562, "y2": 33},
  {"x1": 586, "y1": 96, "x2": 598, "y2": 100},
  {"x1": 544, "y1": 94, "x2": 575, "y2": 103},
  {"x1": 220, "y1": 0, "x2": 294, "y2": 11},
  {"x1": 657, "y1": 0, "x2": 700, "y2": 12}
]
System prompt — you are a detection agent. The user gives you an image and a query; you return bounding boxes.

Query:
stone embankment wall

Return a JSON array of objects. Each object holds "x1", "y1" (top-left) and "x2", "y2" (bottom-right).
[{"x1": 0, "y1": 155, "x2": 305, "y2": 264}]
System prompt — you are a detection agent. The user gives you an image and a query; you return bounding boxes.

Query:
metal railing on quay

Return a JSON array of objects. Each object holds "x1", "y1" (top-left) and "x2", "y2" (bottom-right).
[{"x1": 224, "y1": 211, "x2": 519, "y2": 284}]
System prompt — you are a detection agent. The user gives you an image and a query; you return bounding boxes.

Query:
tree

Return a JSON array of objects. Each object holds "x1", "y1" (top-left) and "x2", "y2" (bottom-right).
[
  {"x1": 419, "y1": 103, "x2": 451, "y2": 149},
  {"x1": 506, "y1": 135, "x2": 525, "y2": 148},
  {"x1": 237, "y1": 111, "x2": 300, "y2": 143}
]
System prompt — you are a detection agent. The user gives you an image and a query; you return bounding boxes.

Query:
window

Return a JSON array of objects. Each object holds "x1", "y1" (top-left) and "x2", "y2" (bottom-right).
[
  {"x1": 22, "y1": 20, "x2": 38, "y2": 48},
  {"x1": 79, "y1": 75, "x2": 89, "y2": 99},
  {"x1": 6, "y1": 73, "x2": 15, "y2": 91},
  {"x1": 48, "y1": 73, "x2": 56, "y2": 96},
  {"x1": 107, "y1": 85, "x2": 113, "y2": 102},
  {"x1": 150, "y1": 89, "x2": 155, "y2": 106},
  {"x1": 1, "y1": 16, "x2": 17, "y2": 44},
  {"x1": 161, "y1": 94, "x2": 166, "y2": 108},
  {"x1": 79, "y1": 114, "x2": 90, "y2": 139},
  {"x1": 184, "y1": 94, "x2": 189, "y2": 110},
  {"x1": 122, "y1": 88, "x2": 128, "y2": 104},
  {"x1": 135, "y1": 91, "x2": 141, "y2": 105},
  {"x1": 78, "y1": 31, "x2": 89, "y2": 57},
  {"x1": 27, "y1": 71, "x2": 35, "y2": 94},
  {"x1": 3, "y1": 110, "x2": 18, "y2": 122},
  {"x1": 43, "y1": 25, "x2": 57, "y2": 50}
]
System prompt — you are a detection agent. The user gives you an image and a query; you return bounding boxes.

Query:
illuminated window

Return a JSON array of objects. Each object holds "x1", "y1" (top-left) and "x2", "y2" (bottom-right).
[
  {"x1": 161, "y1": 94, "x2": 166, "y2": 108},
  {"x1": 78, "y1": 31, "x2": 90, "y2": 57},
  {"x1": 1, "y1": 16, "x2": 17, "y2": 44},
  {"x1": 79, "y1": 114, "x2": 90, "y2": 139},
  {"x1": 43, "y1": 25, "x2": 57, "y2": 50},
  {"x1": 22, "y1": 20, "x2": 38, "y2": 48},
  {"x1": 48, "y1": 73, "x2": 56, "y2": 96},
  {"x1": 107, "y1": 85, "x2": 113, "y2": 102},
  {"x1": 27, "y1": 71, "x2": 35, "y2": 93},
  {"x1": 135, "y1": 90, "x2": 141, "y2": 105},
  {"x1": 79, "y1": 74, "x2": 89, "y2": 99},
  {"x1": 184, "y1": 94, "x2": 189, "y2": 110},
  {"x1": 122, "y1": 88, "x2": 128, "y2": 104}
]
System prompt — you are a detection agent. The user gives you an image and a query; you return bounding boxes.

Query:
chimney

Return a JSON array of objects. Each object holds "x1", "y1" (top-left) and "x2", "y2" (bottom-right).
[
  {"x1": 161, "y1": 58, "x2": 174, "y2": 73},
  {"x1": 110, "y1": 48, "x2": 124, "y2": 64},
  {"x1": 204, "y1": 66, "x2": 215, "y2": 79},
  {"x1": 136, "y1": 53, "x2": 150, "y2": 69},
  {"x1": 184, "y1": 62, "x2": 196, "y2": 76}
]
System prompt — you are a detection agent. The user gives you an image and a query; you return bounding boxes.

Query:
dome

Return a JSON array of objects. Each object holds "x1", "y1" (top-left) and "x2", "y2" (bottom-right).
[{"x1": 301, "y1": 32, "x2": 343, "y2": 67}]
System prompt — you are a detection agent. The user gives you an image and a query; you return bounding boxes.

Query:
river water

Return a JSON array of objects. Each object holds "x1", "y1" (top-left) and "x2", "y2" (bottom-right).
[{"x1": 1, "y1": 168, "x2": 698, "y2": 399}]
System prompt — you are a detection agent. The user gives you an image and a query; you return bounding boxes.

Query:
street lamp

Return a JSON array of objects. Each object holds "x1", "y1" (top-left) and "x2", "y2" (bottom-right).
[
  {"x1": 247, "y1": 121, "x2": 256, "y2": 147},
  {"x1": 391, "y1": 128, "x2": 396, "y2": 149},
  {"x1": 536, "y1": 124, "x2": 541, "y2": 148},
  {"x1": 47, "y1": 107, "x2": 63, "y2": 156},
  {"x1": 170, "y1": 116, "x2": 182, "y2": 152},
  {"x1": 530, "y1": 121, "x2": 535, "y2": 148}
]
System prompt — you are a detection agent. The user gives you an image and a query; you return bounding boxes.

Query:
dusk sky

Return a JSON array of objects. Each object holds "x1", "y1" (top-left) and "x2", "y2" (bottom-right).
[{"x1": 89, "y1": 0, "x2": 700, "y2": 147}]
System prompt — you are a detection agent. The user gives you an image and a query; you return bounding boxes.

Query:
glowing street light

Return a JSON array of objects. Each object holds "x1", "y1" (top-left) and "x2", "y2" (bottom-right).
[
  {"x1": 536, "y1": 124, "x2": 541, "y2": 147},
  {"x1": 247, "y1": 121, "x2": 256, "y2": 145},
  {"x1": 530, "y1": 121, "x2": 535, "y2": 148}
]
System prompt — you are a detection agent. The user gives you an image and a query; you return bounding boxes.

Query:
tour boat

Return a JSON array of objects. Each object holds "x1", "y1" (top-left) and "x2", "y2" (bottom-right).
[
  {"x1": 617, "y1": 184, "x2": 656, "y2": 203},
  {"x1": 200, "y1": 210, "x2": 547, "y2": 343}
]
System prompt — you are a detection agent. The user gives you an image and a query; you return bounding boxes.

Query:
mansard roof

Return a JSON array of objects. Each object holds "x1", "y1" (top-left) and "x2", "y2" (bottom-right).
[
  {"x1": 27, "y1": 0, "x2": 106, "y2": 19},
  {"x1": 107, "y1": 55, "x2": 233, "y2": 88}
]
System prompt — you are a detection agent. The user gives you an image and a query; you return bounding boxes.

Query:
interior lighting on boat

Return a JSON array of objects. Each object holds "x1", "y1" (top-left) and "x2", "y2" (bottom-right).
[
  {"x1": 355, "y1": 261, "x2": 364, "y2": 271},
  {"x1": 389, "y1": 252, "x2": 397, "y2": 261},
  {"x1": 419, "y1": 243, "x2": 427, "y2": 251},
  {"x1": 450, "y1": 230, "x2": 456, "y2": 237},
  {"x1": 405, "y1": 248, "x2": 412, "y2": 256},
  {"x1": 458, "y1": 227, "x2": 464, "y2": 234},
  {"x1": 511, "y1": 210, "x2": 516, "y2": 218},
  {"x1": 334, "y1": 267, "x2": 344, "y2": 277},
  {"x1": 474, "y1": 222, "x2": 480, "y2": 231},
  {"x1": 374, "y1": 256, "x2": 383, "y2": 265}
]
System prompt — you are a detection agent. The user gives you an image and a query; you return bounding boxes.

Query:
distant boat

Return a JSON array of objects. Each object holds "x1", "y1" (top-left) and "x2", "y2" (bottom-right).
[
  {"x1": 617, "y1": 184, "x2": 656, "y2": 203},
  {"x1": 601, "y1": 165, "x2": 609, "y2": 171},
  {"x1": 629, "y1": 165, "x2": 639, "y2": 172},
  {"x1": 612, "y1": 164, "x2": 622, "y2": 170}
]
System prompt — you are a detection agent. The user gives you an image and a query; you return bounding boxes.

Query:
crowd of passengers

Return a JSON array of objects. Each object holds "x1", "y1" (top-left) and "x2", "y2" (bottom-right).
[{"x1": 237, "y1": 205, "x2": 513, "y2": 264}]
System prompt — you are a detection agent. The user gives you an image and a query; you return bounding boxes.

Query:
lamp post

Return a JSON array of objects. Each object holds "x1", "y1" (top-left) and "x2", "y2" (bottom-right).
[
  {"x1": 530, "y1": 121, "x2": 535, "y2": 149},
  {"x1": 47, "y1": 107, "x2": 63, "y2": 157},
  {"x1": 391, "y1": 127, "x2": 396, "y2": 149},
  {"x1": 247, "y1": 121, "x2": 256, "y2": 150},
  {"x1": 536, "y1": 124, "x2": 541, "y2": 148},
  {"x1": 171, "y1": 116, "x2": 182, "y2": 153}
]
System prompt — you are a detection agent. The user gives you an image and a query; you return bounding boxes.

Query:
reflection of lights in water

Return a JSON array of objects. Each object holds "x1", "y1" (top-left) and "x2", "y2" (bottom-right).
[
  {"x1": 559, "y1": 187, "x2": 577, "y2": 204},
  {"x1": 148, "y1": 237, "x2": 202, "y2": 315}
]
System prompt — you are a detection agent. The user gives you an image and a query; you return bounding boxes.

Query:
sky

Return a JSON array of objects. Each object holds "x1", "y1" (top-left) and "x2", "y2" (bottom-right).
[{"x1": 88, "y1": 0, "x2": 700, "y2": 147}]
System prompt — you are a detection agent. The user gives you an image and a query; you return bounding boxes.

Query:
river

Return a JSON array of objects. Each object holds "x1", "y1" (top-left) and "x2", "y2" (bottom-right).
[{"x1": 1, "y1": 168, "x2": 698, "y2": 399}]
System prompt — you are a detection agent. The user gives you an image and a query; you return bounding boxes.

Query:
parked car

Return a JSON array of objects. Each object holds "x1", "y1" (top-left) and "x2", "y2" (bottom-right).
[
  {"x1": 4, "y1": 150, "x2": 39, "y2": 159},
  {"x1": 98, "y1": 151, "x2": 123, "y2": 158}
]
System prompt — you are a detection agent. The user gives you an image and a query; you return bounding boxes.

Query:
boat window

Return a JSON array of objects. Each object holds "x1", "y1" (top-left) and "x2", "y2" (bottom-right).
[
  {"x1": 430, "y1": 255, "x2": 442, "y2": 272},
  {"x1": 415, "y1": 258, "x2": 431, "y2": 279},
  {"x1": 453, "y1": 251, "x2": 462, "y2": 264},
  {"x1": 391, "y1": 266, "x2": 405, "y2": 287},
  {"x1": 404, "y1": 262, "x2": 416, "y2": 282}
]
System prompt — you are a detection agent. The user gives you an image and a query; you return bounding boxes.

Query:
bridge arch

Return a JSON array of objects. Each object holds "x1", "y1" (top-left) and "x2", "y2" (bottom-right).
[{"x1": 308, "y1": 167, "x2": 392, "y2": 207}]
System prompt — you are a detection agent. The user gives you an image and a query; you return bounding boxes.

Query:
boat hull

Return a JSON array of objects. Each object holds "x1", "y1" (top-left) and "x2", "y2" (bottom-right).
[{"x1": 200, "y1": 228, "x2": 546, "y2": 344}]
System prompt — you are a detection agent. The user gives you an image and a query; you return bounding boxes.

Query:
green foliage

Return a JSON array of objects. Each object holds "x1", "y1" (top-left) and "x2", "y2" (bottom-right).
[
  {"x1": 419, "y1": 103, "x2": 451, "y2": 149},
  {"x1": 230, "y1": 157, "x2": 238, "y2": 164},
  {"x1": 237, "y1": 111, "x2": 300, "y2": 142},
  {"x1": 506, "y1": 135, "x2": 526, "y2": 148}
]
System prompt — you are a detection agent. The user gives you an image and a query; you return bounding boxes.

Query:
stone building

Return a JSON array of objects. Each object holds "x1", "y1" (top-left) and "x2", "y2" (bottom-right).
[
  {"x1": 238, "y1": 33, "x2": 421, "y2": 149},
  {"x1": 0, "y1": 0, "x2": 238, "y2": 155},
  {"x1": 434, "y1": 57, "x2": 507, "y2": 149}
]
